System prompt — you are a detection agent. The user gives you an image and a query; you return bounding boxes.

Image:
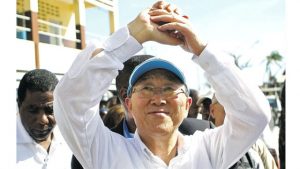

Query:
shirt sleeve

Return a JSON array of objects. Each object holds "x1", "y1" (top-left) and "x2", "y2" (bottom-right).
[
  {"x1": 53, "y1": 27, "x2": 142, "y2": 169},
  {"x1": 192, "y1": 44, "x2": 271, "y2": 169}
]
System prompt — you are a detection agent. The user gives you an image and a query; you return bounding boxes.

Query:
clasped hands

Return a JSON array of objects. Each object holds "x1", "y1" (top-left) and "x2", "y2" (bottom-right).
[{"x1": 128, "y1": 0, "x2": 205, "y2": 56}]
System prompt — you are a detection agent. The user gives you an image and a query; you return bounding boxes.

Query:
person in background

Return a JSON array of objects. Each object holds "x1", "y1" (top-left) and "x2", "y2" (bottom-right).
[
  {"x1": 106, "y1": 96, "x2": 121, "y2": 109},
  {"x1": 188, "y1": 89, "x2": 202, "y2": 118},
  {"x1": 17, "y1": 69, "x2": 72, "y2": 169},
  {"x1": 210, "y1": 94, "x2": 278, "y2": 169},
  {"x1": 198, "y1": 97, "x2": 212, "y2": 121},
  {"x1": 103, "y1": 104, "x2": 125, "y2": 129},
  {"x1": 56, "y1": 1, "x2": 270, "y2": 168}
]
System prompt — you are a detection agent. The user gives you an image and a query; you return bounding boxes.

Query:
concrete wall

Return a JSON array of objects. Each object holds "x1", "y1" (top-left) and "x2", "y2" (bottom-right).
[
  {"x1": 39, "y1": 42, "x2": 80, "y2": 74},
  {"x1": 15, "y1": 39, "x2": 36, "y2": 70}
]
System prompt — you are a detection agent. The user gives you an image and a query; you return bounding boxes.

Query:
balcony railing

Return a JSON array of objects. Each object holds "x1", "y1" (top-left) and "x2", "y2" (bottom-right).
[
  {"x1": 16, "y1": 14, "x2": 81, "y2": 48},
  {"x1": 38, "y1": 19, "x2": 81, "y2": 47}
]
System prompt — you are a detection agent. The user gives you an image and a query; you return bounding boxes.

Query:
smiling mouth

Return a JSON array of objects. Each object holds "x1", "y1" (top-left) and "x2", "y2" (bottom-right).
[{"x1": 148, "y1": 111, "x2": 170, "y2": 115}]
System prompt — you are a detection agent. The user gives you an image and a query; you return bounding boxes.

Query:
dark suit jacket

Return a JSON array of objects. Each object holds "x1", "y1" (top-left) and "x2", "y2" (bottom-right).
[{"x1": 179, "y1": 118, "x2": 215, "y2": 135}]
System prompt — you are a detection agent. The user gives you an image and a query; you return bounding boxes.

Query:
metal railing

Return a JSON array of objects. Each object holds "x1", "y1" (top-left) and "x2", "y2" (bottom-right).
[
  {"x1": 16, "y1": 14, "x2": 81, "y2": 48},
  {"x1": 37, "y1": 19, "x2": 81, "y2": 46}
]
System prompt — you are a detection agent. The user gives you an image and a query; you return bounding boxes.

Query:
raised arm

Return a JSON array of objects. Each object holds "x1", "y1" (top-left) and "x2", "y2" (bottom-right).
[
  {"x1": 53, "y1": 15, "x2": 149, "y2": 169},
  {"x1": 53, "y1": 35, "x2": 140, "y2": 168},
  {"x1": 149, "y1": 5, "x2": 271, "y2": 168}
]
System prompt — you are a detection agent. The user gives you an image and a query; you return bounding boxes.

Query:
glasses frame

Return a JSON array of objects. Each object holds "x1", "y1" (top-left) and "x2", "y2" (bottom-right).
[{"x1": 131, "y1": 85, "x2": 188, "y2": 99}]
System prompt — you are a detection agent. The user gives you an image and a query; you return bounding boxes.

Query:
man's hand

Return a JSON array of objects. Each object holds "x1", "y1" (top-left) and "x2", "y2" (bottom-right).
[
  {"x1": 149, "y1": 9, "x2": 206, "y2": 56},
  {"x1": 127, "y1": 8, "x2": 182, "y2": 45},
  {"x1": 128, "y1": 1, "x2": 206, "y2": 56},
  {"x1": 151, "y1": 0, "x2": 182, "y2": 15},
  {"x1": 148, "y1": 1, "x2": 206, "y2": 56}
]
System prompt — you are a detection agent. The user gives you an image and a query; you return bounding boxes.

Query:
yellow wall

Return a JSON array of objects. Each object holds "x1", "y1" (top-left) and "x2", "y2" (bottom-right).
[
  {"x1": 16, "y1": 0, "x2": 25, "y2": 14},
  {"x1": 17, "y1": 0, "x2": 76, "y2": 39},
  {"x1": 38, "y1": 0, "x2": 75, "y2": 36}
]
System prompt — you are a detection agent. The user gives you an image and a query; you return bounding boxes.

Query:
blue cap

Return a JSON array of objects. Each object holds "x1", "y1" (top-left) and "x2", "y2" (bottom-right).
[{"x1": 127, "y1": 58, "x2": 187, "y2": 96}]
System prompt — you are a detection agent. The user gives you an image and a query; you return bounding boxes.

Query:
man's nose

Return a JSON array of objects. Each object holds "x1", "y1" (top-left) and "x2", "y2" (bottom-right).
[
  {"x1": 150, "y1": 94, "x2": 167, "y2": 105},
  {"x1": 38, "y1": 111, "x2": 49, "y2": 125}
]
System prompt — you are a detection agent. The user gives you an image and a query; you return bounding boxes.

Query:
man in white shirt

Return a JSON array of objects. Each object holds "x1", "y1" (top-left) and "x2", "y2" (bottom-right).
[
  {"x1": 17, "y1": 69, "x2": 72, "y2": 169},
  {"x1": 54, "y1": 1, "x2": 271, "y2": 168}
]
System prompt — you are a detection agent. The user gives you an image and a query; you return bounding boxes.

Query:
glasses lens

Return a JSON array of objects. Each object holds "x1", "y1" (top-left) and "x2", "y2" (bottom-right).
[
  {"x1": 162, "y1": 86, "x2": 176, "y2": 97},
  {"x1": 140, "y1": 86, "x2": 153, "y2": 97},
  {"x1": 134, "y1": 86, "x2": 185, "y2": 98}
]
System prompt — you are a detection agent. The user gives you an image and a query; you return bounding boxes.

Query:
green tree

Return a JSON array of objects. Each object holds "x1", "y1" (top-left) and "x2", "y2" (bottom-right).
[{"x1": 264, "y1": 51, "x2": 283, "y2": 85}]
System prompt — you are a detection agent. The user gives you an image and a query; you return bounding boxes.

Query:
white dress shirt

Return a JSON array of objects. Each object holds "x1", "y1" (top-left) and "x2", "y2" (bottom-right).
[
  {"x1": 17, "y1": 115, "x2": 72, "y2": 169},
  {"x1": 54, "y1": 26, "x2": 271, "y2": 169}
]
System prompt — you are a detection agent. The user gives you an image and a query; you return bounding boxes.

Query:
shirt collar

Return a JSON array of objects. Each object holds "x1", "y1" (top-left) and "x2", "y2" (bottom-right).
[
  {"x1": 133, "y1": 129, "x2": 191, "y2": 157},
  {"x1": 17, "y1": 114, "x2": 34, "y2": 144}
]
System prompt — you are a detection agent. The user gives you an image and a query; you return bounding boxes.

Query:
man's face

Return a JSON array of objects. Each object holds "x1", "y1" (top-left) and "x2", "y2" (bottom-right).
[
  {"x1": 209, "y1": 102, "x2": 225, "y2": 127},
  {"x1": 19, "y1": 90, "x2": 56, "y2": 142},
  {"x1": 188, "y1": 98, "x2": 201, "y2": 118},
  {"x1": 126, "y1": 75, "x2": 192, "y2": 136}
]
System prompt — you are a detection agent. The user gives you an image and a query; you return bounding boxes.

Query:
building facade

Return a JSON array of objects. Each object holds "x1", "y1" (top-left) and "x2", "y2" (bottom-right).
[{"x1": 16, "y1": 0, "x2": 118, "y2": 89}]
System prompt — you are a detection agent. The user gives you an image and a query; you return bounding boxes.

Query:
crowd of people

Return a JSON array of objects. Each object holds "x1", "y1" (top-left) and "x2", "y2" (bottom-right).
[{"x1": 16, "y1": 1, "x2": 285, "y2": 169}]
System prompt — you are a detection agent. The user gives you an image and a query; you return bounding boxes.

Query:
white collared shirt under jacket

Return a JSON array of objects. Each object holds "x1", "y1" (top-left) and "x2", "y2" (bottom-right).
[
  {"x1": 54, "y1": 27, "x2": 271, "y2": 169},
  {"x1": 16, "y1": 115, "x2": 72, "y2": 169}
]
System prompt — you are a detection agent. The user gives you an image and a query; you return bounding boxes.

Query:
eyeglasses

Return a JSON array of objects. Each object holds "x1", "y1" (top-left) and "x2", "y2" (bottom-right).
[{"x1": 132, "y1": 85, "x2": 187, "y2": 99}]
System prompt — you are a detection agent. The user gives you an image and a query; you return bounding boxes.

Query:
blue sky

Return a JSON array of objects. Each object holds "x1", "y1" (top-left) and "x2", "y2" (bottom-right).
[
  {"x1": 118, "y1": 0, "x2": 285, "y2": 50},
  {"x1": 116, "y1": 0, "x2": 286, "y2": 87},
  {"x1": 88, "y1": 0, "x2": 285, "y2": 56}
]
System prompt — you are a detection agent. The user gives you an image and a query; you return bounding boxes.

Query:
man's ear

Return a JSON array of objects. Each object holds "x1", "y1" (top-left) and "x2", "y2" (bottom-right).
[
  {"x1": 209, "y1": 104, "x2": 215, "y2": 119},
  {"x1": 185, "y1": 97, "x2": 193, "y2": 110},
  {"x1": 125, "y1": 97, "x2": 132, "y2": 115}
]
